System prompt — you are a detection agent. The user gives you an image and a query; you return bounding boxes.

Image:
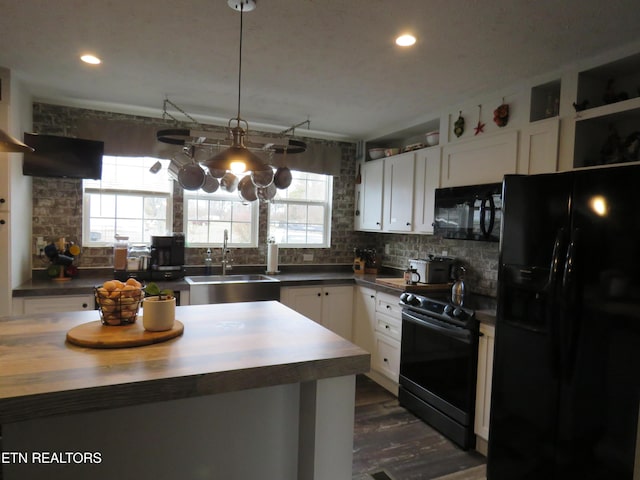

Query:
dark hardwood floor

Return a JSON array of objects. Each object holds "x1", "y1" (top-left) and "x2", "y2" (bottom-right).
[{"x1": 353, "y1": 375, "x2": 487, "y2": 480}]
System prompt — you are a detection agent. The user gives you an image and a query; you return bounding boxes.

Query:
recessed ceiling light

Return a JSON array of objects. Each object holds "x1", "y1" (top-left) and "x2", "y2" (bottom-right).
[
  {"x1": 395, "y1": 34, "x2": 416, "y2": 47},
  {"x1": 80, "y1": 54, "x2": 102, "y2": 65}
]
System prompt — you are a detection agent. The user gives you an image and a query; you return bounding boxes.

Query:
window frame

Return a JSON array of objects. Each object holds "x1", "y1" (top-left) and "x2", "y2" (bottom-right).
[
  {"x1": 182, "y1": 189, "x2": 259, "y2": 248},
  {"x1": 267, "y1": 172, "x2": 333, "y2": 248},
  {"x1": 82, "y1": 156, "x2": 173, "y2": 247}
]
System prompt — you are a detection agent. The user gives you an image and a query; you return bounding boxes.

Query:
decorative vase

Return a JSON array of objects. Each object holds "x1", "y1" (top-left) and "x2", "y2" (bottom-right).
[{"x1": 142, "y1": 296, "x2": 176, "y2": 332}]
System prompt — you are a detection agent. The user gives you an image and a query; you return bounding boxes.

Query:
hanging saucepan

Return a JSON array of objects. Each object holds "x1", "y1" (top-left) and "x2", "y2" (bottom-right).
[
  {"x1": 251, "y1": 164, "x2": 274, "y2": 188},
  {"x1": 220, "y1": 172, "x2": 239, "y2": 192},
  {"x1": 201, "y1": 172, "x2": 220, "y2": 193},
  {"x1": 178, "y1": 163, "x2": 206, "y2": 190},
  {"x1": 238, "y1": 175, "x2": 258, "y2": 202},
  {"x1": 273, "y1": 166, "x2": 292, "y2": 189}
]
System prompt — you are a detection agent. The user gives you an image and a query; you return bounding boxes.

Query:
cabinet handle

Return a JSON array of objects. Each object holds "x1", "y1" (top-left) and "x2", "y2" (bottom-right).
[
  {"x1": 406, "y1": 222, "x2": 411, "y2": 226},
  {"x1": 325, "y1": 292, "x2": 329, "y2": 296},
  {"x1": 386, "y1": 305, "x2": 391, "y2": 309},
  {"x1": 383, "y1": 358, "x2": 389, "y2": 363},
  {"x1": 370, "y1": 295, "x2": 375, "y2": 299},
  {"x1": 82, "y1": 303, "x2": 88, "y2": 309},
  {"x1": 385, "y1": 325, "x2": 390, "y2": 330},
  {"x1": 317, "y1": 292, "x2": 321, "y2": 297},
  {"x1": 0, "y1": 198, "x2": 5, "y2": 203},
  {"x1": 376, "y1": 222, "x2": 381, "y2": 226},
  {"x1": 0, "y1": 219, "x2": 5, "y2": 225}
]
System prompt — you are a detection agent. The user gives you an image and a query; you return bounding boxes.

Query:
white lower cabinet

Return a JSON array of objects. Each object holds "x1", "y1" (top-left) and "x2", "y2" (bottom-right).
[
  {"x1": 370, "y1": 290, "x2": 403, "y2": 394},
  {"x1": 353, "y1": 286, "x2": 377, "y2": 354},
  {"x1": 474, "y1": 322, "x2": 495, "y2": 456},
  {"x1": 280, "y1": 285, "x2": 353, "y2": 340},
  {"x1": 13, "y1": 294, "x2": 96, "y2": 315},
  {"x1": 372, "y1": 331, "x2": 400, "y2": 381}
]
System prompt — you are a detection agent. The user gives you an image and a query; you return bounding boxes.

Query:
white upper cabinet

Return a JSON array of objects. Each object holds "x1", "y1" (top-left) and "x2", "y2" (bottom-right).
[
  {"x1": 441, "y1": 131, "x2": 519, "y2": 187},
  {"x1": 412, "y1": 147, "x2": 441, "y2": 234},
  {"x1": 359, "y1": 158, "x2": 384, "y2": 231},
  {"x1": 382, "y1": 151, "x2": 415, "y2": 232},
  {"x1": 518, "y1": 117, "x2": 559, "y2": 175}
]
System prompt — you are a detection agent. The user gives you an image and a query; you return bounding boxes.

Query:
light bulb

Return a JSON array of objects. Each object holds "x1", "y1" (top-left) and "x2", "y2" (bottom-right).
[
  {"x1": 229, "y1": 160, "x2": 247, "y2": 174},
  {"x1": 395, "y1": 34, "x2": 416, "y2": 47}
]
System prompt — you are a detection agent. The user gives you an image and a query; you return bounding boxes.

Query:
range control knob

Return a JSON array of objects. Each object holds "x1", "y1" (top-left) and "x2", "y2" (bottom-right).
[
  {"x1": 452, "y1": 308, "x2": 467, "y2": 320},
  {"x1": 443, "y1": 304, "x2": 453, "y2": 315},
  {"x1": 400, "y1": 292, "x2": 410, "y2": 304}
]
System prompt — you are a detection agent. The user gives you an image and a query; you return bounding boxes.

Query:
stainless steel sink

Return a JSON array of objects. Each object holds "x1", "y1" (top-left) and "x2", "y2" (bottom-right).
[
  {"x1": 186, "y1": 274, "x2": 279, "y2": 284},
  {"x1": 185, "y1": 275, "x2": 280, "y2": 305}
]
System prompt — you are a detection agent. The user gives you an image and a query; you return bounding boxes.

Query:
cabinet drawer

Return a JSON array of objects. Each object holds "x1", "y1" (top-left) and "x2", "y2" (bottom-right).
[
  {"x1": 22, "y1": 295, "x2": 95, "y2": 314},
  {"x1": 375, "y1": 291, "x2": 402, "y2": 318},
  {"x1": 372, "y1": 332, "x2": 401, "y2": 382},
  {"x1": 375, "y1": 312, "x2": 402, "y2": 341}
]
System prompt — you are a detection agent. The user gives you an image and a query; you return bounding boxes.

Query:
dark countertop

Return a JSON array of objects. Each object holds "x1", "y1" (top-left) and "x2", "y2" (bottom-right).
[
  {"x1": 0, "y1": 301, "x2": 370, "y2": 424},
  {"x1": 13, "y1": 267, "x2": 497, "y2": 325},
  {"x1": 13, "y1": 268, "x2": 403, "y2": 297}
]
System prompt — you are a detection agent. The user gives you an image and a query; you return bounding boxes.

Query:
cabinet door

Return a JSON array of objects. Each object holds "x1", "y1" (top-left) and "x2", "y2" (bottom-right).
[
  {"x1": 441, "y1": 131, "x2": 518, "y2": 187},
  {"x1": 475, "y1": 323, "x2": 495, "y2": 442},
  {"x1": 372, "y1": 332, "x2": 401, "y2": 382},
  {"x1": 21, "y1": 295, "x2": 96, "y2": 314},
  {"x1": 281, "y1": 287, "x2": 323, "y2": 324},
  {"x1": 321, "y1": 286, "x2": 354, "y2": 340},
  {"x1": 0, "y1": 210, "x2": 9, "y2": 315},
  {"x1": 353, "y1": 286, "x2": 376, "y2": 353},
  {"x1": 518, "y1": 117, "x2": 559, "y2": 174},
  {"x1": 382, "y1": 152, "x2": 415, "y2": 232},
  {"x1": 413, "y1": 147, "x2": 441, "y2": 233},
  {"x1": 359, "y1": 159, "x2": 384, "y2": 231}
]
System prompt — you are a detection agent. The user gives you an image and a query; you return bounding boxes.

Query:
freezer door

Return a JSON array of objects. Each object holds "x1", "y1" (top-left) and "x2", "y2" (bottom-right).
[
  {"x1": 489, "y1": 173, "x2": 572, "y2": 479},
  {"x1": 553, "y1": 165, "x2": 640, "y2": 479}
]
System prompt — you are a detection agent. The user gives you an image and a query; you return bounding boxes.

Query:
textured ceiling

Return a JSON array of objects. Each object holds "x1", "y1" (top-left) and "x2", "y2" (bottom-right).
[{"x1": 1, "y1": 0, "x2": 640, "y2": 140}]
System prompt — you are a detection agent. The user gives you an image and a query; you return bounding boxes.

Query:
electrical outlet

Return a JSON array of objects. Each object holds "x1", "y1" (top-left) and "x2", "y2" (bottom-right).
[
  {"x1": 35, "y1": 236, "x2": 46, "y2": 255},
  {"x1": 303, "y1": 253, "x2": 313, "y2": 262},
  {"x1": 441, "y1": 250, "x2": 448, "y2": 256},
  {"x1": 384, "y1": 244, "x2": 390, "y2": 255}
]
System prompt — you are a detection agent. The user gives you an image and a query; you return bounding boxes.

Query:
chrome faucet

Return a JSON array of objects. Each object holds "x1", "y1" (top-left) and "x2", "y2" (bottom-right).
[{"x1": 221, "y1": 229, "x2": 231, "y2": 275}]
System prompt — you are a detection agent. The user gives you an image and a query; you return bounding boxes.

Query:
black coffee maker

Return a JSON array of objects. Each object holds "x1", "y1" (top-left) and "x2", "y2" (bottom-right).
[{"x1": 150, "y1": 233, "x2": 185, "y2": 280}]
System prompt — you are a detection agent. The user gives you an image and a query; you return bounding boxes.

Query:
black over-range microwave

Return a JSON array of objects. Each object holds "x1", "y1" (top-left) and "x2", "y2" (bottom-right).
[{"x1": 433, "y1": 182, "x2": 502, "y2": 242}]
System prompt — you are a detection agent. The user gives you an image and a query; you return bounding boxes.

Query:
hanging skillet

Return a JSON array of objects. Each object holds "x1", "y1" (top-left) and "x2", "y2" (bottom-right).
[{"x1": 273, "y1": 166, "x2": 292, "y2": 189}]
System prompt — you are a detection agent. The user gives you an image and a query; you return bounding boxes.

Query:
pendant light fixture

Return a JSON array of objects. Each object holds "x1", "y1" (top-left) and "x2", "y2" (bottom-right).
[
  {"x1": 202, "y1": 0, "x2": 263, "y2": 175},
  {"x1": 0, "y1": 128, "x2": 34, "y2": 153}
]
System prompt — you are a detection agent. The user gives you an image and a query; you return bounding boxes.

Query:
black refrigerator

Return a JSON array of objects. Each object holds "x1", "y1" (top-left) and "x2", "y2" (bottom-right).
[{"x1": 488, "y1": 165, "x2": 640, "y2": 479}]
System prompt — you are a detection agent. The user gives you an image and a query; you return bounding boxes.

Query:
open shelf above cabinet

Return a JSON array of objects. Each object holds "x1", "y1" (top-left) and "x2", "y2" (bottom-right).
[
  {"x1": 573, "y1": 53, "x2": 640, "y2": 168},
  {"x1": 530, "y1": 80, "x2": 561, "y2": 122}
]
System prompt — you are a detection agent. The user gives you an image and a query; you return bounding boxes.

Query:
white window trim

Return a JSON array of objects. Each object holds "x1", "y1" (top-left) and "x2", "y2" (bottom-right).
[
  {"x1": 182, "y1": 191, "x2": 259, "y2": 248},
  {"x1": 82, "y1": 188, "x2": 173, "y2": 247},
  {"x1": 268, "y1": 176, "x2": 333, "y2": 248}
]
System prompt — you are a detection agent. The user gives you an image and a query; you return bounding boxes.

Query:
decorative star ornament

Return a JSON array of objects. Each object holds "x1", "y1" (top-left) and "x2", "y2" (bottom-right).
[{"x1": 474, "y1": 104, "x2": 485, "y2": 135}]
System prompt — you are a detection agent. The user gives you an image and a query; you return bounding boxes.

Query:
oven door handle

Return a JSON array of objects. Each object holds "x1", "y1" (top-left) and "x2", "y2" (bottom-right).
[{"x1": 402, "y1": 311, "x2": 474, "y2": 343}]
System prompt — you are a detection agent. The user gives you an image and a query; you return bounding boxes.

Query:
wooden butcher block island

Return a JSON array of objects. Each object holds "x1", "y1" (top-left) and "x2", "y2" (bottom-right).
[{"x1": 0, "y1": 301, "x2": 370, "y2": 480}]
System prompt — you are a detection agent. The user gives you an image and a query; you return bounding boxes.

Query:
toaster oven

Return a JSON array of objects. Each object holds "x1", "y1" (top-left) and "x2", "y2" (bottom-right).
[{"x1": 409, "y1": 257, "x2": 454, "y2": 284}]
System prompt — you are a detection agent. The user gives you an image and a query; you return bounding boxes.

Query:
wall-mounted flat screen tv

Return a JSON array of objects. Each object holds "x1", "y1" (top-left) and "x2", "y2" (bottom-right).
[{"x1": 22, "y1": 133, "x2": 104, "y2": 179}]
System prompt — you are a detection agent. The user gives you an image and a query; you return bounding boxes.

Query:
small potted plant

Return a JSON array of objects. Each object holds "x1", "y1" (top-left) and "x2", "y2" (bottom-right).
[{"x1": 142, "y1": 282, "x2": 176, "y2": 331}]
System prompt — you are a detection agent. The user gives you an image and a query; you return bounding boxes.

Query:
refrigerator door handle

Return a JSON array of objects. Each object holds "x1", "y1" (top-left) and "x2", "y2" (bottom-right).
[
  {"x1": 561, "y1": 227, "x2": 581, "y2": 382},
  {"x1": 548, "y1": 228, "x2": 566, "y2": 379}
]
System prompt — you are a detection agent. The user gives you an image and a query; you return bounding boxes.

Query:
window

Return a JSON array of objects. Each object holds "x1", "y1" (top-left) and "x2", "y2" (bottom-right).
[
  {"x1": 268, "y1": 171, "x2": 332, "y2": 247},
  {"x1": 183, "y1": 188, "x2": 258, "y2": 247},
  {"x1": 83, "y1": 156, "x2": 173, "y2": 246}
]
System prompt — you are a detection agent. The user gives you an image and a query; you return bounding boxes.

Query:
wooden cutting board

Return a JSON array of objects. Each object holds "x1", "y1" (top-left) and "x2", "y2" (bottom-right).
[
  {"x1": 375, "y1": 277, "x2": 452, "y2": 293},
  {"x1": 66, "y1": 320, "x2": 184, "y2": 349}
]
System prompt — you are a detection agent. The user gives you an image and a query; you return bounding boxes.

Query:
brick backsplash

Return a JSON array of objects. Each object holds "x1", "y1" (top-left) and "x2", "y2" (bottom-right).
[
  {"x1": 30, "y1": 103, "x2": 499, "y2": 298},
  {"x1": 30, "y1": 103, "x2": 364, "y2": 269}
]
